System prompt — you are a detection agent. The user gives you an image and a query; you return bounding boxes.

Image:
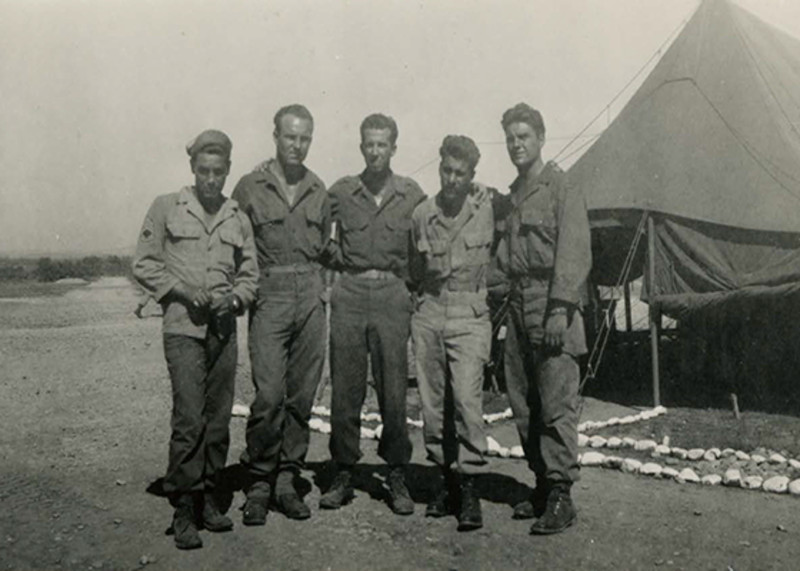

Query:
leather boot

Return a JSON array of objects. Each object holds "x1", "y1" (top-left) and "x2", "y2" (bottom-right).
[
  {"x1": 529, "y1": 485, "x2": 577, "y2": 535},
  {"x1": 512, "y1": 482, "x2": 549, "y2": 520},
  {"x1": 387, "y1": 466, "x2": 414, "y2": 515},
  {"x1": 274, "y1": 469, "x2": 311, "y2": 520},
  {"x1": 170, "y1": 494, "x2": 203, "y2": 550},
  {"x1": 426, "y1": 468, "x2": 459, "y2": 518},
  {"x1": 319, "y1": 466, "x2": 355, "y2": 510},
  {"x1": 457, "y1": 475, "x2": 482, "y2": 532},
  {"x1": 242, "y1": 481, "x2": 271, "y2": 526},
  {"x1": 202, "y1": 492, "x2": 233, "y2": 532}
]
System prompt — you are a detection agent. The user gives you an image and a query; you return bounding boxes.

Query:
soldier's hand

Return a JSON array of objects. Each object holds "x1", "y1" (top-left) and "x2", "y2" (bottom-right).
[
  {"x1": 190, "y1": 288, "x2": 212, "y2": 309},
  {"x1": 211, "y1": 294, "x2": 239, "y2": 317},
  {"x1": 172, "y1": 282, "x2": 210, "y2": 308},
  {"x1": 544, "y1": 312, "x2": 568, "y2": 350}
]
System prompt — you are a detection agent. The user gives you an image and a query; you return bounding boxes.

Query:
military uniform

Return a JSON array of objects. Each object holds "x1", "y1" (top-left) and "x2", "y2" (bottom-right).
[
  {"x1": 327, "y1": 172, "x2": 425, "y2": 469},
  {"x1": 133, "y1": 186, "x2": 258, "y2": 498},
  {"x1": 409, "y1": 186, "x2": 494, "y2": 475},
  {"x1": 497, "y1": 161, "x2": 591, "y2": 488},
  {"x1": 231, "y1": 159, "x2": 331, "y2": 491}
]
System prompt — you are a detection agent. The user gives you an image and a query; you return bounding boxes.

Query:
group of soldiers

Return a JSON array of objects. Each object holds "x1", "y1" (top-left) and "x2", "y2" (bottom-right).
[{"x1": 132, "y1": 102, "x2": 592, "y2": 550}]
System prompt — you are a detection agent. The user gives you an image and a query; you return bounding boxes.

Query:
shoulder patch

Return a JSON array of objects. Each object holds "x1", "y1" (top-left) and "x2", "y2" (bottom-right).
[{"x1": 140, "y1": 218, "x2": 155, "y2": 242}]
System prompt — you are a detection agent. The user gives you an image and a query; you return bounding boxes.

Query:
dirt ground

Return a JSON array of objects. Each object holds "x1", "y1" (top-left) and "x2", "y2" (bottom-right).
[{"x1": 2, "y1": 278, "x2": 800, "y2": 571}]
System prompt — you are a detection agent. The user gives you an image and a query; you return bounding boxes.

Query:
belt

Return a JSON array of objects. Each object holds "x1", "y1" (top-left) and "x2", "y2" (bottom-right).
[
  {"x1": 346, "y1": 269, "x2": 398, "y2": 280},
  {"x1": 509, "y1": 272, "x2": 550, "y2": 289},
  {"x1": 266, "y1": 263, "x2": 320, "y2": 274}
]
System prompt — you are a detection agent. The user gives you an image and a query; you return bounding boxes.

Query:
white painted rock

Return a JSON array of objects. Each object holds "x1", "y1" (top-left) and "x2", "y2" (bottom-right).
[
  {"x1": 580, "y1": 452, "x2": 606, "y2": 467},
  {"x1": 309, "y1": 417, "x2": 324, "y2": 431},
  {"x1": 671, "y1": 447, "x2": 688, "y2": 460},
  {"x1": 577, "y1": 434, "x2": 590, "y2": 447},
  {"x1": 654, "y1": 406, "x2": 667, "y2": 415},
  {"x1": 751, "y1": 454, "x2": 767, "y2": 464},
  {"x1": 618, "y1": 416, "x2": 636, "y2": 425},
  {"x1": 589, "y1": 436, "x2": 608, "y2": 448},
  {"x1": 621, "y1": 459, "x2": 642, "y2": 474},
  {"x1": 720, "y1": 448, "x2": 735, "y2": 458},
  {"x1": 640, "y1": 410, "x2": 656, "y2": 420},
  {"x1": 788, "y1": 479, "x2": 800, "y2": 496},
  {"x1": 374, "y1": 424, "x2": 384, "y2": 439},
  {"x1": 577, "y1": 422, "x2": 588, "y2": 432},
  {"x1": 634, "y1": 439, "x2": 658, "y2": 452},
  {"x1": 312, "y1": 405, "x2": 330, "y2": 416},
  {"x1": 361, "y1": 427, "x2": 375, "y2": 439},
  {"x1": 661, "y1": 467, "x2": 680, "y2": 479},
  {"x1": 763, "y1": 476, "x2": 789, "y2": 494},
  {"x1": 789, "y1": 459, "x2": 800, "y2": 470},
  {"x1": 653, "y1": 445, "x2": 671, "y2": 456},
  {"x1": 231, "y1": 404, "x2": 251, "y2": 417},
  {"x1": 677, "y1": 468, "x2": 700, "y2": 483},
  {"x1": 661, "y1": 436, "x2": 671, "y2": 447},
  {"x1": 701, "y1": 474, "x2": 722, "y2": 486},
  {"x1": 742, "y1": 475, "x2": 763, "y2": 490},
  {"x1": 769, "y1": 453, "x2": 787, "y2": 464},
  {"x1": 603, "y1": 456, "x2": 624, "y2": 469},
  {"x1": 735, "y1": 450, "x2": 751, "y2": 461},
  {"x1": 498, "y1": 446, "x2": 511, "y2": 458},
  {"x1": 640, "y1": 463, "x2": 663, "y2": 476},
  {"x1": 510, "y1": 445, "x2": 525, "y2": 459},
  {"x1": 687, "y1": 449, "x2": 705, "y2": 461},
  {"x1": 703, "y1": 449, "x2": 719, "y2": 462},
  {"x1": 723, "y1": 469, "x2": 742, "y2": 487},
  {"x1": 364, "y1": 412, "x2": 381, "y2": 422},
  {"x1": 486, "y1": 436, "x2": 503, "y2": 454},
  {"x1": 319, "y1": 423, "x2": 331, "y2": 434},
  {"x1": 606, "y1": 437, "x2": 623, "y2": 449},
  {"x1": 621, "y1": 437, "x2": 637, "y2": 448},
  {"x1": 605, "y1": 417, "x2": 620, "y2": 426}
]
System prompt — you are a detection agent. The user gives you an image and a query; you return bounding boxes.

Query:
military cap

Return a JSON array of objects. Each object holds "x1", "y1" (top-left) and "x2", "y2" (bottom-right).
[{"x1": 185, "y1": 129, "x2": 232, "y2": 159}]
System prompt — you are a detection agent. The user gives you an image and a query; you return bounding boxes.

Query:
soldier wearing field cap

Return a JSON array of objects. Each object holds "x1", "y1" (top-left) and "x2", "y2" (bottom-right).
[
  {"x1": 133, "y1": 129, "x2": 258, "y2": 549},
  {"x1": 320, "y1": 113, "x2": 425, "y2": 515},
  {"x1": 409, "y1": 135, "x2": 497, "y2": 531},
  {"x1": 232, "y1": 104, "x2": 332, "y2": 525},
  {"x1": 497, "y1": 103, "x2": 591, "y2": 535}
]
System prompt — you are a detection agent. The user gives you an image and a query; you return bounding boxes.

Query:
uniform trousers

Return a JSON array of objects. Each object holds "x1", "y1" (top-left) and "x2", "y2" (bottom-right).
[
  {"x1": 329, "y1": 274, "x2": 413, "y2": 467},
  {"x1": 243, "y1": 270, "x2": 326, "y2": 479},
  {"x1": 162, "y1": 330, "x2": 236, "y2": 496}
]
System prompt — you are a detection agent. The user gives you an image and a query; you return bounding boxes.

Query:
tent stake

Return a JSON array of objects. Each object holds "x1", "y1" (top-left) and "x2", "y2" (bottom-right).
[{"x1": 648, "y1": 214, "x2": 661, "y2": 407}]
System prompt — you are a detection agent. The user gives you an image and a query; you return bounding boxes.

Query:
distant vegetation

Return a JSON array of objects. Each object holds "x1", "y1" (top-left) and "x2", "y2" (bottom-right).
[{"x1": 0, "y1": 256, "x2": 133, "y2": 282}]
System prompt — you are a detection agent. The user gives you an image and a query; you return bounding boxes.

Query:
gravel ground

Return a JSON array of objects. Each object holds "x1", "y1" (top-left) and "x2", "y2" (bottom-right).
[{"x1": 2, "y1": 278, "x2": 800, "y2": 571}]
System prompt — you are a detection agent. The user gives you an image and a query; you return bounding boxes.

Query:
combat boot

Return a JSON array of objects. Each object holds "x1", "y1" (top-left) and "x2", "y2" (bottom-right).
[
  {"x1": 457, "y1": 475, "x2": 482, "y2": 531},
  {"x1": 529, "y1": 485, "x2": 577, "y2": 535},
  {"x1": 387, "y1": 465, "x2": 414, "y2": 515},
  {"x1": 319, "y1": 466, "x2": 355, "y2": 510},
  {"x1": 242, "y1": 481, "x2": 271, "y2": 526},
  {"x1": 274, "y1": 469, "x2": 311, "y2": 520},
  {"x1": 426, "y1": 468, "x2": 460, "y2": 518},
  {"x1": 512, "y1": 482, "x2": 549, "y2": 520},
  {"x1": 202, "y1": 492, "x2": 233, "y2": 532},
  {"x1": 170, "y1": 494, "x2": 203, "y2": 550}
]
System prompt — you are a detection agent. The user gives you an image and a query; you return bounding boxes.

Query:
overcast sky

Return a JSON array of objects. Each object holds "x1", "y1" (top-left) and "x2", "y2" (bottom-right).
[{"x1": 2, "y1": 0, "x2": 799, "y2": 256}]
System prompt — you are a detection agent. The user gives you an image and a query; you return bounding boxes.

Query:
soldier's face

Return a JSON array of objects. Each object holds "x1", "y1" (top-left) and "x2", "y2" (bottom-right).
[
  {"x1": 360, "y1": 128, "x2": 396, "y2": 174},
  {"x1": 192, "y1": 153, "x2": 229, "y2": 201},
  {"x1": 505, "y1": 122, "x2": 545, "y2": 170},
  {"x1": 274, "y1": 114, "x2": 313, "y2": 167},
  {"x1": 439, "y1": 155, "x2": 474, "y2": 201}
]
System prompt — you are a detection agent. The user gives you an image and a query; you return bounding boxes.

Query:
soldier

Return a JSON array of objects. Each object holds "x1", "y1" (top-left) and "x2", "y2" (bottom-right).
[
  {"x1": 497, "y1": 103, "x2": 592, "y2": 535},
  {"x1": 232, "y1": 104, "x2": 331, "y2": 524},
  {"x1": 409, "y1": 135, "x2": 494, "y2": 531},
  {"x1": 132, "y1": 130, "x2": 258, "y2": 549},
  {"x1": 321, "y1": 113, "x2": 425, "y2": 515}
]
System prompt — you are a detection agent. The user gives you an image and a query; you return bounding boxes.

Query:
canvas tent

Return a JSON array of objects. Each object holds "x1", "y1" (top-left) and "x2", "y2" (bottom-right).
[{"x1": 569, "y1": 0, "x2": 800, "y2": 409}]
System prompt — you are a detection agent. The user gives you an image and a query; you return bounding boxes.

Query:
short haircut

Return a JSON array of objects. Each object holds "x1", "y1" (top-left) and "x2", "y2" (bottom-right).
[
  {"x1": 273, "y1": 104, "x2": 314, "y2": 132},
  {"x1": 439, "y1": 135, "x2": 481, "y2": 171},
  {"x1": 360, "y1": 113, "x2": 399, "y2": 144},
  {"x1": 501, "y1": 103, "x2": 546, "y2": 137}
]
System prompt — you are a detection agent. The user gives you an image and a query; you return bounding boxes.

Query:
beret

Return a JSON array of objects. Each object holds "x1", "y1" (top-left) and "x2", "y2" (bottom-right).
[{"x1": 186, "y1": 129, "x2": 232, "y2": 159}]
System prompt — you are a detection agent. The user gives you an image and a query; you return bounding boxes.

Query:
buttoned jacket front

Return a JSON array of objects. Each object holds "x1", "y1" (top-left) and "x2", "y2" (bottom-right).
[
  {"x1": 232, "y1": 159, "x2": 330, "y2": 273},
  {"x1": 132, "y1": 186, "x2": 258, "y2": 339}
]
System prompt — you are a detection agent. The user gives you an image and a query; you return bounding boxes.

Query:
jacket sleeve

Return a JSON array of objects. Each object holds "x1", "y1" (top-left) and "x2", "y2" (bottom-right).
[
  {"x1": 324, "y1": 187, "x2": 344, "y2": 271},
  {"x1": 232, "y1": 211, "x2": 258, "y2": 308},
  {"x1": 407, "y1": 209, "x2": 426, "y2": 291},
  {"x1": 131, "y1": 197, "x2": 180, "y2": 302},
  {"x1": 550, "y1": 176, "x2": 592, "y2": 306}
]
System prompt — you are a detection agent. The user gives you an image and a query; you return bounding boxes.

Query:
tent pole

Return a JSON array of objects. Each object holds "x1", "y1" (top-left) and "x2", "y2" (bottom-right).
[
  {"x1": 623, "y1": 281, "x2": 633, "y2": 332},
  {"x1": 647, "y1": 214, "x2": 661, "y2": 407}
]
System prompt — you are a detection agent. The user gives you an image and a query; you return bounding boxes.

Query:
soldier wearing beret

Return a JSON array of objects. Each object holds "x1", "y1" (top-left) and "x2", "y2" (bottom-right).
[
  {"x1": 320, "y1": 113, "x2": 425, "y2": 515},
  {"x1": 232, "y1": 104, "x2": 332, "y2": 524},
  {"x1": 133, "y1": 129, "x2": 258, "y2": 549},
  {"x1": 497, "y1": 103, "x2": 592, "y2": 535},
  {"x1": 409, "y1": 135, "x2": 497, "y2": 531}
]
